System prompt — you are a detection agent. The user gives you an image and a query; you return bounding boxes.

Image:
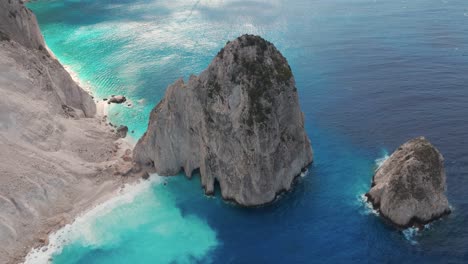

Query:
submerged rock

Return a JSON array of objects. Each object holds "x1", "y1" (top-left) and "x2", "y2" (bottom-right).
[
  {"x1": 366, "y1": 137, "x2": 450, "y2": 228},
  {"x1": 134, "y1": 35, "x2": 313, "y2": 206}
]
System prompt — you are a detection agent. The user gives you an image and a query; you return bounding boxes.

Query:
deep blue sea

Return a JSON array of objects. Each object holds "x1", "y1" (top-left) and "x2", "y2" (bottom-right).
[{"x1": 26, "y1": 0, "x2": 468, "y2": 263}]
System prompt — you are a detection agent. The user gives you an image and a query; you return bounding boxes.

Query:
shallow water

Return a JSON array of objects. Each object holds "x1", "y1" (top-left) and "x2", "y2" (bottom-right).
[{"x1": 27, "y1": 0, "x2": 468, "y2": 263}]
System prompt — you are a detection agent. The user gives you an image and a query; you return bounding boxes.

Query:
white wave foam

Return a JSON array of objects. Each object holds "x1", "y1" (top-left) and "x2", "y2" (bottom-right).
[
  {"x1": 357, "y1": 194, "x2": 379, "y2": 216},
  {"x1": 375, "y1": 149, "x2": 390, "y2": 169},
  {"x1": 402, "y1": 227, "x2": 420, "y2": 245},
  {"x1": 23, "y1": 176, "x2": 163, "y2": 264}
]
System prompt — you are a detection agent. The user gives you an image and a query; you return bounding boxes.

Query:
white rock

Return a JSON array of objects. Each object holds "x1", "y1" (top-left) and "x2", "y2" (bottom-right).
[{"x1": 134, "y1": 35, "x2": 313, "y2": 206}]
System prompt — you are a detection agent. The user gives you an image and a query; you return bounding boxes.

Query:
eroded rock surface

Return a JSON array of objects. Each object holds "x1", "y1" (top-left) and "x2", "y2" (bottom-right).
[
  {"x1": 366, "y1": 137, "x2": 450, "y2": 228},
  {"x1": 134, "y1": 35, "x2": 313, "y2": 206}
]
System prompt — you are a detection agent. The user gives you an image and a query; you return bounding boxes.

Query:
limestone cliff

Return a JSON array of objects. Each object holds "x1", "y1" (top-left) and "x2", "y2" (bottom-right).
[
  {"x1": 0, "y1": 0, "x2": 96, "y2": 118},
  {"x1": 134, "y1": 35, "x2": 313, "y2": 206},
  {"x1": 0, "y1": 1, "x2": 132, "y2": 263},
  {"x1": 366, "y1": 137, "x2": 450, "y2": 228},
  {"x1": 0, "y1": 0, "x2": 45, "y2": 50}
]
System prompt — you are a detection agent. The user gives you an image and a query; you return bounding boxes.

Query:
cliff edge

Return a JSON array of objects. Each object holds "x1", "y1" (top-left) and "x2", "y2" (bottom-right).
[{"x1": 134, "y1": 35, "x2": 313, "y2": 206}]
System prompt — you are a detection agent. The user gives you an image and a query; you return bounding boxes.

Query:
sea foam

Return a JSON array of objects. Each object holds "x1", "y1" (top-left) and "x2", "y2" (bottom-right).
[
  {"x1": 374, "y1": 149, "x2": 390, "y2": 169},
  {"x1": 23, "y1": 177, "x2": 162, "y2": 264},
  {"x1": 24, "y1": 175, "x2": 218, "y2": 264}
]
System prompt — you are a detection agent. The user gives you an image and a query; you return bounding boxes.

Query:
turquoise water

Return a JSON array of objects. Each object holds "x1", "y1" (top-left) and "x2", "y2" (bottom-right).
[
  {"x1": 51, "y1": 178, "x2": 218, "y2": 264},
  {"x1": 27, "y1": 0, "x2": 468, "y2": 263}
]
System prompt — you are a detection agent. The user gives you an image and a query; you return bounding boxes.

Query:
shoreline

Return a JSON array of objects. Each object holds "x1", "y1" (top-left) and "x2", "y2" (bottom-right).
[
  {"x1": 16, "y1": 44, "x2": 140, "y2": 263},
  {"x1": 23, "y1": 176, "x2": 156, "y2": 263},
  {"x1": 47, "y1": 44, "x2": 109, "y2": 119},
  {"x1": 56, "y1": 48, "x2": 138, "y2": 146},
  {"x1": 2, "y1": 1, "x2": 145, "y2": 263}
]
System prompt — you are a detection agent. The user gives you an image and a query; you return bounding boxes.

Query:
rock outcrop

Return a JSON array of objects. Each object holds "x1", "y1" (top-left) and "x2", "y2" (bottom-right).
[
  {"x1": 134, "y1": 35, "x2": 313, "y2": 206},
  {"x1": 117, "y1": 125, "x2": 128, "y2": 138},
  {"x1": 366, "y1": 137, "x2": 450, "y2": 228},
  {"x1": 108, "y1": 95, "x2": 126, "y2": 104}
]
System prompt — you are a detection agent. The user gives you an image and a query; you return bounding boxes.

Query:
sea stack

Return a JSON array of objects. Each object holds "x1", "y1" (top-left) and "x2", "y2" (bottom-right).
[
  {"x1": 134, "y1": 35, "x2": 313, "y2": 206},
  {"x1": 366, "y1": 137, "x2": 450, "y2": 228}
]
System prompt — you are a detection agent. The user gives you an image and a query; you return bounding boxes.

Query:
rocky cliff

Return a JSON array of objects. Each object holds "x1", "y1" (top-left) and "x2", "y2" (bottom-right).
[
  {"x1": 0, "y1": 1, "x2": 133, "y2": 263},
  {"x1": 0, "y1": 0, "x2": 45, "y2": 50},
  {"x1": 366, "y1": 137, "x2": 450, "y2": 228},
  {"x1": 0, "y1": 0, "x2": 96, "y2": 118},
  {"x1": 134, "y1": 35, "x2": 313, "y2": 206}
]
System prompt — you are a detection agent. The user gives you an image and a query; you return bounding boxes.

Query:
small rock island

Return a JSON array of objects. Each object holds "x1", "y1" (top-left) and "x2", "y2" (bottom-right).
[
  {"x1": 366, "y1": 137, "x2": 450, "y2": 228},
  {"x1": 134, "y1": 35, "x2": 313, "y2": 206}
]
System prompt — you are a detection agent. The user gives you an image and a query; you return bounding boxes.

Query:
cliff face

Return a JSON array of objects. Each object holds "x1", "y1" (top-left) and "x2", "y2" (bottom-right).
[
  {"x1": 0, "y1": 1, "x2": 130, "y2": 263},
  {"x1": 134, "y1": 35, "x2": 313, "y2": 206},
  {"x1": 366, "y1": 137, "x2": 450, "y2": 228},
  {"x1": 0, "y1": 0, "x2": 45, "y2": 50},
  {"x1": 0, "y1": 0, "x2": 96, "y2": 118}
]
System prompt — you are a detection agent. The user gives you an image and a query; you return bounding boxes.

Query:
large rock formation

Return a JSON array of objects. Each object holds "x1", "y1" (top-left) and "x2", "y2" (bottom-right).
[
  {"x1": 366, "y1": 137, "x2": 450, "y2": 228},
  {"x1": 0, "y1": 1, "x2": 133, "y2": 263},
  {"x1": 134, "y1": 35, "x2": 313, "y2": 206}
]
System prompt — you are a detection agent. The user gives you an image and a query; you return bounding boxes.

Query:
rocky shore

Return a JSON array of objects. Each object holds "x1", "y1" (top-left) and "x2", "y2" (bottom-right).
[{"x1": 0, "y1": 1, "x2": 137, "y2": 263}]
